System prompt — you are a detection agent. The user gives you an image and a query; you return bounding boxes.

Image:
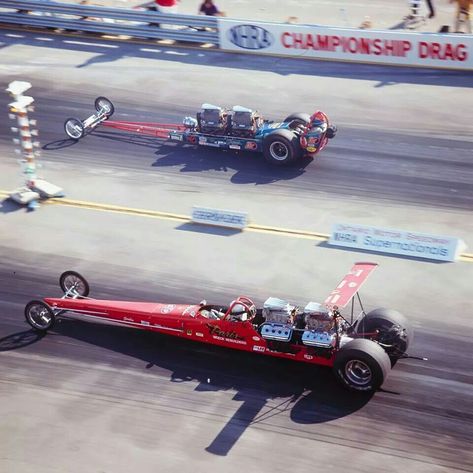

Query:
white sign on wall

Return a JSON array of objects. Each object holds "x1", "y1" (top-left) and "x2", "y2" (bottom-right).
[
  {"x1": 218, "y1": 19, "x2": 473, "y2": 70},
  {"x1": 192, "y1": 206, "x2": 248, "y2": 229},
  {"x1": 329, "y1": 223, "x2": 466, "y2": 262}
]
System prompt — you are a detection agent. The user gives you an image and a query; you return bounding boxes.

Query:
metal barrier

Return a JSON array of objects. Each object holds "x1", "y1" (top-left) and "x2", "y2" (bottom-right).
[{"x1": 0, "y1": 0, "x2": 219, "y2": 43}]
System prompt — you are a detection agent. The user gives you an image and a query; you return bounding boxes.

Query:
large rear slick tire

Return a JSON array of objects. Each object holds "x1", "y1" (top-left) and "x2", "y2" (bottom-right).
[
  {"x1": 263, "y1": 129, "x2": 301, "y2": 166},
  {"x1": 358, "y1": 308, "x2": 412, "y2": 363},
  {"x1": 334, "y1": 338, "x2": 391, "y2": 392},
  {"x1": 59, "y1": 271, "x2": 89, "y2": 297},
  {"x1": 25, "y1": 300, "x2": 55, "y2": 332},
  {"x1": 283, "y1": 112, "x2": 311, "y2": 126}
]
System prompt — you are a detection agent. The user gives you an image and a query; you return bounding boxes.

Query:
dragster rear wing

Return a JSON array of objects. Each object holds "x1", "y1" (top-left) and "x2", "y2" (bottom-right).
[{"x1": 324, "y1": 262, "x2": 378, "y2": 309}]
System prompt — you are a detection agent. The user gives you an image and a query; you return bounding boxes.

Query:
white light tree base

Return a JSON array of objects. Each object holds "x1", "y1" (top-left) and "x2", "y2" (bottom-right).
[
  {"x1": 31, "y1": 179, "x2": 64, "y2": 198},
  {"x1": 9, "y1": 188, "x2": 40, "y2": 205}
]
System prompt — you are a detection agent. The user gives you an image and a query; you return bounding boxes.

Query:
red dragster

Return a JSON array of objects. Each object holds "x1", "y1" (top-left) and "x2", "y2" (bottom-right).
[{"x1": 24, "y1": 263, "x2": 414, "y2": 392}]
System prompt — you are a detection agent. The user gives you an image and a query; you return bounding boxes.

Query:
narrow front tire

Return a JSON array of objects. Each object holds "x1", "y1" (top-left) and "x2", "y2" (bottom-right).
[
  {"x1": 64, "y1": 118, "x2": 84, "y2": 140},
  {"x1": 25, "y1": 300, "x2": 55, "y2": 332},
  {"x1": 59, "y1": 271, "x2": 89, "y2": 297}
]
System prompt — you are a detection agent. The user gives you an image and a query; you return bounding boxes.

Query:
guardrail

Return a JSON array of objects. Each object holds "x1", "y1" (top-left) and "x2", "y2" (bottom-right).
[
  {"x1": 0, "y1": 0, "x2": 219, "y2": 43},
  {"x1": 1, "y1": 1, "x2": 472, "y2": 69}
]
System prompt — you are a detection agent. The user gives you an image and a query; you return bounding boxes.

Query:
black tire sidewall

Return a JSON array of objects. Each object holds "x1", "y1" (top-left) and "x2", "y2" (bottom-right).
[
  {"x1": 283, "y1": 112, "x2": 311, "y2": 125},
  {"x1": 94, "y1": 96, "x2": 114, "y2": 117},
  {"x1": 64, "y1": 118, "x2": 84, "y2": 140},
  {"x1": 334, "y1": 339, "x2": 391, "y2": 392},
  {"x1": 25, "y1": 300, "x2": 55, "y2": 332},
  {"x1": 263, "y1": 130, "x2": 301, "y2": 165},
  {"x1": 360, "y1": 308, "x2": 413, "y2": 359},
  {"x1": 59, "y1": 271, "x2": 90, "y2": 297}
]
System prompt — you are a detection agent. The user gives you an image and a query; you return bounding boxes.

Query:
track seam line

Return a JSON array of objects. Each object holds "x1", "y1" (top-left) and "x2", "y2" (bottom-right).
[{"x1": 1, "y1": 190, "x2": 472, "y2": 259}]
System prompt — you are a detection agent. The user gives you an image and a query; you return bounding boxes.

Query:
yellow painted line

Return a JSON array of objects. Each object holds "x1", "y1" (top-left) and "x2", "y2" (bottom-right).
[{"x1": 1, "y1": 190, "x2": 473, "y2": 261}]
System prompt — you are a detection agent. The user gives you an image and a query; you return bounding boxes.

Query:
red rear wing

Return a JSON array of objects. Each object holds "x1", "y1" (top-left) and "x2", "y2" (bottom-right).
[{"x1": 324, "y1": 262, "x2": 378, "y2": 308}]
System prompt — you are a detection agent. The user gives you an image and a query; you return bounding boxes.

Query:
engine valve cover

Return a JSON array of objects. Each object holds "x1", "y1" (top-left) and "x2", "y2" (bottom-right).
[
  {"x1": 302, "y1": 330, "x2": 336, "y2": 348},
  {"x1": 260, "y1": 323, "x2": 293, "y2": 342}
]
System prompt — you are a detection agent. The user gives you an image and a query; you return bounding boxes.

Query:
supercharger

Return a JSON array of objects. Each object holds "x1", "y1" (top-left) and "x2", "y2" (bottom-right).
[{"x1": 260, "y1": 297, "x2": 354, "y2": 349}]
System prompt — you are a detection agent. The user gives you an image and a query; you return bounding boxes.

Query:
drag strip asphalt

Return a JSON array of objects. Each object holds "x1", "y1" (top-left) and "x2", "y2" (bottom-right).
[
  {"x1": 1, "y1": 29, "x2": 472, "y2": 473},
  {"x1": 0, "y1": 261, "x2": 472, "y2": 472}
]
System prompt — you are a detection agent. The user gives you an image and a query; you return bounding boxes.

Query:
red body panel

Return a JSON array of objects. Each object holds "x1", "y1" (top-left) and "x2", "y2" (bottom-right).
[
  {"x1": 102, "y1": 120, "x2": 185, "y2": 139},
  {"x1": 324, "y1": 262, "x2": 378, "y2": 308},
  {"x1": 43, "y1": 297, "x2": 335, "y2": 367}
]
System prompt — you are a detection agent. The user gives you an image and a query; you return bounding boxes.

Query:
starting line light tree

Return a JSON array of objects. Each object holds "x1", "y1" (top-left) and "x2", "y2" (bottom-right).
[{"x1": 6, "y1": 81, "x2": 63, "y2": 209}]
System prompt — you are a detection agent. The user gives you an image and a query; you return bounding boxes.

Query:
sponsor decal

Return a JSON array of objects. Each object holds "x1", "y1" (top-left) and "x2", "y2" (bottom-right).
[
  {"x1": 333, "y1": 232, "x2": 358, "y2": 243},
  {"x1": 245, "y1": 141, "x2": 258, "y2": 150},
  {"x1": 306, "y1": 146, "x2": 317, "y2": 153},
  {"x1": 141, "y1": 320, "x2": 150, "y2": 326},
  {"x1": 329, "y1": 223, "x2": 465, "y2": 261},
  {"x1": 206, "y1": 323, "x2": 244, "y2": 340},
  {"x1": 182, "y1": 305, "x2": 196, "y2": 317},
  {"x1": 160, "y1": 304, "x2": 175, "y2": 314},
  {"x1": 228, "y1": 24, "x2": 274, "y2": 50},
  {"x1": 199, "y1": 137, "x2": 207, "y2": 144},
  {"x1": 252, "y1": 336, "x2": 261, "y2": 341},
  {"x1": 253, "y1": 345, "x2": 265, "y2": 352},
  {"x1": 192, "y1": 207, "x2": 247, "y2": 228},
  {"x1": 124, "y1": 317, "x2": 134, "y2": 322},
  {"x1": 229, "y1": 144, "x2": 241, "y2": 150},
  {"x1": 196, "y1": 332, "x2": 204, "y2": 337},
  {"x1": 170, "y1": 134, "x2": 182, "y2": 141},
  {"x1": 304, "y1": 354, "x2": 314, "y2": 360}
]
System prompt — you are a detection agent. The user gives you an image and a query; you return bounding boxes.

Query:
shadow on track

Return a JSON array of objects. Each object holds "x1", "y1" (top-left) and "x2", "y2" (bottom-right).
[
  {"x1": 43, "y1": 138, "x2": 79, "y2": 150},
  {"x1": 49, "y1": 318, "x2": 373, "y2": 456},
  {"x1": 0, "y1": 198, "x2": 25, "y2": 214},
  {"x1": 0, "y1": 329, "x2": 45, "y2": 351},
  {"x1": 3, "y1": 31, "x2": 472, "y2": 88},
  {"x1": 89, "y1": 129, "x2": 312, "y2": 184}
]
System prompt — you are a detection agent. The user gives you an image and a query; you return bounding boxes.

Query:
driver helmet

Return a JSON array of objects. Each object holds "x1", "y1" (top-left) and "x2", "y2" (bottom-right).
[
  {"x1": 309, "y1": 111, "x2": 327, "y2": 127},
  {"x1": 230, "y1": 301, "x2": 248, "y2": 320}
]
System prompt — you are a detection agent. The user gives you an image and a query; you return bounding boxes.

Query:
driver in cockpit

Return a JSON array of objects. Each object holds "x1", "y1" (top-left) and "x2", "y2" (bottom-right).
[{"x1": 229, "y1": 302, "x2": 248, "y2": 322}]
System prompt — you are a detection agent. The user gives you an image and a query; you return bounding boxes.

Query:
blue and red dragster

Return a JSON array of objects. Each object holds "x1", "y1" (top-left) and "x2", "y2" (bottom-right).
[{"x1": 64, "y1": 97, "x2": 336, "y2": 165}]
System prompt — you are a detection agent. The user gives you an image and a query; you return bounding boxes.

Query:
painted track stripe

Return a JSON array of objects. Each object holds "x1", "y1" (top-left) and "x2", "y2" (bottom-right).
[{"x1": 1, "y1": 190, "x2": 472, "y2": 261}]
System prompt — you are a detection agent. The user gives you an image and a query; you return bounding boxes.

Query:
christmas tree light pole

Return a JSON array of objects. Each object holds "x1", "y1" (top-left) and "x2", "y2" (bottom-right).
[{"x1": 6, "y1": 81, "x2": 63, "y2": 210}]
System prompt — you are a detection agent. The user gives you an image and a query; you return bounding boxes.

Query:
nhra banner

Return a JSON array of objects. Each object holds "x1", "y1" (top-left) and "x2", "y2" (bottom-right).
[
  {"x1": 218, "y1": 19, "x2": 473, "y2": 70},
  {"x1": 329, "y1": 223, "x2": 467, "y2": 262}
]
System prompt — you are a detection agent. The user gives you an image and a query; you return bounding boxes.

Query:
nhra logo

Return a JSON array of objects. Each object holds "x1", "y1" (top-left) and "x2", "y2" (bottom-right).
[{"x1": 228, "y1": 25, "x2": 274, "y2": 50}]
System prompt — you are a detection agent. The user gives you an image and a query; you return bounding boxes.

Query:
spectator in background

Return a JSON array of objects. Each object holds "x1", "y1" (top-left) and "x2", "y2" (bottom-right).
[
  {"x1": 450, "y1": 0, "x2": 472, "y2": 32},
  {"x1": 425, "y1": 0, "x2": 435, "y2": 18},
  {"x1": 153, "y1": 0, "x2": 179, "y2": 14},
  {"x1": 199, "y1": 0, "x2": 222, "y2": 16}
]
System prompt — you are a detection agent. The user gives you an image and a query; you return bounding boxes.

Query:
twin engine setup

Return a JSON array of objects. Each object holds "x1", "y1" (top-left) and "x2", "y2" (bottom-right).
[
  {"x1": 260, "y1": 298, "x2": 351, "y2": 349},
  {"x1": 185, "y1": 103, "x2": 262, "y2": 137}
]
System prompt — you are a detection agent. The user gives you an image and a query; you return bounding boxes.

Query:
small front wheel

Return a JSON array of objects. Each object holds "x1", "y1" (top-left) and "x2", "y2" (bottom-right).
[
  {"x1": 334, "y1": 338, "x2": 391, "y2": 392},
  {"x1": 94, "y1": 96, "x2": 114, "y2": 117},
  {"x1": 64, "y1": 118, "x2": 84, "y2": 140},
  {"x1": 59, "y1": 271, "x2": 89, "y2": 297},
  {"x1": 25, "y1": 300, "x2": 55, "y2": 332}
]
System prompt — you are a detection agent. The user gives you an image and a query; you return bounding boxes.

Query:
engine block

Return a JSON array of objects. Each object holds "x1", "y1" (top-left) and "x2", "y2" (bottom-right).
[
  {"x1": 301, "y1": 330, "x2": 336, "y2": 348},
  {"x1": 260, "y1": 323, "x2": 293, "y2": 342}
]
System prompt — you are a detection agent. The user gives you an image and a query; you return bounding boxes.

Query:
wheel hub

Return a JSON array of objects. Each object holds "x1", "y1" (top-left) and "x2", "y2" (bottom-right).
[
  {"x1": 345, "y1": 359, "x2": 372, "y2": 386},
  {"x1": 269, "y1": 141, "x2": 289, "y2": 161}
]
